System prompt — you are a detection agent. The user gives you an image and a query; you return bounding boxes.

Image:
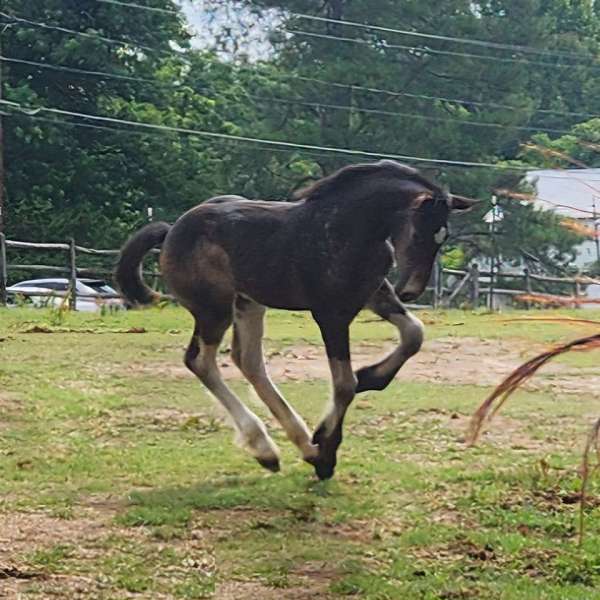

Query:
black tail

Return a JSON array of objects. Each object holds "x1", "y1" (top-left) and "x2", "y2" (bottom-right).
[{"x1": 115, "y1": 222, "x2": 170, "y2": 306}]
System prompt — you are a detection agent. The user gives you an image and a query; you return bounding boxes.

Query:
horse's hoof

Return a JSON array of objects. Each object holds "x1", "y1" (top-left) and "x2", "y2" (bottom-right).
[
  {"x1": 311, "y1": 426, "x2": 338, "y2": 479},
  {"x1": 256, "y1": 456, "x2": 281, "y2": 473},
  {"x1": 355, "y1": 365, "x2": 389, "y2": 393},
  {"x1": 314, "y1": 460, "x2": 335, "y2": 480}
]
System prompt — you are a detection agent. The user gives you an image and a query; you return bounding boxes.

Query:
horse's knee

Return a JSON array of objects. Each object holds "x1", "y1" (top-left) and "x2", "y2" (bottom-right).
[
  {"x1": 184, "y1": 338, "x2": 200, "y2": 374},
  {"x1": 184, "y1": 345, "x2": 215, "y2": 383},
  {"x1": 398, "y1": 313, "x2": 424, "y2": 357}
]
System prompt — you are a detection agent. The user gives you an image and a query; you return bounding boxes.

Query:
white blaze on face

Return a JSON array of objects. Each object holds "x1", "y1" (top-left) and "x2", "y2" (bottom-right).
[{"x1": 434, "y1": 226, "x2": 448, "y2": 245}]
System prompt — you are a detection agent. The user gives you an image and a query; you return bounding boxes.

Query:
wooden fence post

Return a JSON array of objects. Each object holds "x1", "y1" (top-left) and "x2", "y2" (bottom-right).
[
  {"x1": 523, "y1": 267, "x2": 532, "y2": 310},
  {"x1": 433, "y1": 258, "x2": 442, "y2": 309},
  {"x1": 69, "y1": 238, "x2": 77, "y2": 311},
  {"x1": 0, "y1": 232, "x2": 7, "y2": 307},
  {"x1": 573, "y1": 280, "x2": 580, "y2": 309},
  {"x1": 470, "y1": 262, "x2": 479, "y2": 308}
]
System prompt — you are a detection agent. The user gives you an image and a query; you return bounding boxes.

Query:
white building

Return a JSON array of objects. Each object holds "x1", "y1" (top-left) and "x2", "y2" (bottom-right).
[{"x1": 527, "y1": 168, "x2": 600, "y2": 270}]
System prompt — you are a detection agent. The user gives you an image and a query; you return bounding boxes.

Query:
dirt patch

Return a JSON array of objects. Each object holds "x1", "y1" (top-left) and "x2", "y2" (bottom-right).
[
  {"x1": 0, "y1": 392, "x2": 23, "y2": 432},
  {"x1": 0, "y1": 509, "x2": 110, "y2": 598},
  {"x1": 413, "y1": 538, "x2": 499, "y2": 565},
  {"x1": 0, "y1": 511, "x2": 106, "y2": 557},
  {"x1": 217, "y1": 579, "x2": 335, "y2": 600},
  {"x1": 442, "y1": 412, "x2": 548, "y2": 450},
  {"x1": 121, "y1": 336, "x2": 600, "y2": 396}
]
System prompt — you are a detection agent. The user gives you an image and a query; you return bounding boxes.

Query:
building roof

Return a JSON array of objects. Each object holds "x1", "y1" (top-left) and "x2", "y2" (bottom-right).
[{"x1": 526, "y1": 168, "x2": 600, "y2": 219}]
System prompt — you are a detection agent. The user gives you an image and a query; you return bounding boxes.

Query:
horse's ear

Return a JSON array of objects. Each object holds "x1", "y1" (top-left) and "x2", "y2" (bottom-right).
[{"x1": 448, "y1": 194, "x2": 479, "y2": 212}]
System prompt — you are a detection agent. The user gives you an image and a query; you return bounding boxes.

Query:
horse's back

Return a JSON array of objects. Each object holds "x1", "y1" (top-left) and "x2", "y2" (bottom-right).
[{"x1": 160, "y1": 195, "x2": 307, "y2": 310}]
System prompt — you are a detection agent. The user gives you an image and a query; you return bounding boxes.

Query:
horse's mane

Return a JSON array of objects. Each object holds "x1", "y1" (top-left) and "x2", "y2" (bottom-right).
[{"x1": 293, "y1": 160, "x2": 444, "y2": 202}]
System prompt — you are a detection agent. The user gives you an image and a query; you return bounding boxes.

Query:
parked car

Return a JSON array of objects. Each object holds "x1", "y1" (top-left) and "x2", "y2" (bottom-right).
[{"x1": 6, "y1": 278, "x2": 125, "y2": 312}]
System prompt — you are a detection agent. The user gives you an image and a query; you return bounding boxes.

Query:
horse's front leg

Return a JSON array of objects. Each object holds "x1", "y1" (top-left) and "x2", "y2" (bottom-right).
[
  {"x1": 310, "y1": 312, "x2": 357, "y2": 480},
  {"x1": 356, "y1": 279, "x2": 424, "y2": 393}
]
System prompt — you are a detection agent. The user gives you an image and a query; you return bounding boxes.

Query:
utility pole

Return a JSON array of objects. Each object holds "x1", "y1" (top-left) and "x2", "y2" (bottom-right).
[
  {"x1": 0, "y1": 28, "x2": 4, "y2": 235},
  {"x1": 593, "y1": 196, "x2": 600, "y2": 264},
  {"x1": 488, "y1": 194, "x2": 497, "y2": 311}
]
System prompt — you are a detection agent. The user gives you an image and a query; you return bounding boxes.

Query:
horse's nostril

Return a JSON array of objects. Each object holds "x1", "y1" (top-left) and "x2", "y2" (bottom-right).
[{"x1": 399, "y1": 291, "x2": 418, "y2": 302}]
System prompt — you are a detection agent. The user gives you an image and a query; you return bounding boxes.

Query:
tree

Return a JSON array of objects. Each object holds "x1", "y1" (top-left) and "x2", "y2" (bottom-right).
[
  {"x1": 3, "y1": 1, "x2": 305, "y2": 246},
  {"x1": 203, "y1": 0, "x2": 598, "y2": 267}
]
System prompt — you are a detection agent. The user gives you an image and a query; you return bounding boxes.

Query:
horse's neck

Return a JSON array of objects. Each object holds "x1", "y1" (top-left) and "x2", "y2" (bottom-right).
[{"x1": 307, "y1": 188, "x2": 407, "y2": 242}]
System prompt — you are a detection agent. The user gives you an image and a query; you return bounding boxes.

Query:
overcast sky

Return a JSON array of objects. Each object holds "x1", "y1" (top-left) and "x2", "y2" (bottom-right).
[{"x1": 176, "y1": 0, "x2": 276, "y2": 58}]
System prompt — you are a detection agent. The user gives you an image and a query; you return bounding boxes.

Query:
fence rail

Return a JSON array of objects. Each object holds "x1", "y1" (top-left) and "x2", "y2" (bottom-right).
[
  {"x1": 0, "y1": 234, "x2": 597, "y2": 310},
  {"x1": 428, "y1": 260, "x2": 598, "y2": 309},
  {"x1": 0, "y1": 234, "x2": 160, "y2": 308}
]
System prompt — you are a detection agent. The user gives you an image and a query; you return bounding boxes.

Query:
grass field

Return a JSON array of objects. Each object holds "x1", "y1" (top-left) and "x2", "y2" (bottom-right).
[{"x1": 2, "y1": 306, "x2": 600, "y2": 599}]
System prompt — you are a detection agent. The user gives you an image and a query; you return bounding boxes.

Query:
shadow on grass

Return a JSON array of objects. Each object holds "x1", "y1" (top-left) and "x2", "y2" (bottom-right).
[{"x1": 118, "y1": 470, "x2": 341, "y2": 528}]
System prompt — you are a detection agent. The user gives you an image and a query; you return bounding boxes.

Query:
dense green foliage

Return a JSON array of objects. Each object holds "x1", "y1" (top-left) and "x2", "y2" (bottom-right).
[{"x1": 2, "y1": 0, "x2": 596, "y2": 267}]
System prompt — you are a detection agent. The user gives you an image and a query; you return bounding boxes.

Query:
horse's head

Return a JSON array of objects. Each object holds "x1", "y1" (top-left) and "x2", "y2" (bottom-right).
[{"x1": 393, "y1": 193, "x2": 477, "y2": 302}]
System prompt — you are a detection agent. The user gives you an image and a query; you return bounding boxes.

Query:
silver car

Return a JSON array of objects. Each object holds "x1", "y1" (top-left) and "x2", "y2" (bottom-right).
[{"x1": 6, "y1": 278, "x2": 124, "y2": 312}]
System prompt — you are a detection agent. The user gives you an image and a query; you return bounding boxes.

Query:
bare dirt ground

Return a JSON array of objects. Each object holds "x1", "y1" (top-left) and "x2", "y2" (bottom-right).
[{"x1": 124, "y1": 336, "x2": 600, "y2": 396}]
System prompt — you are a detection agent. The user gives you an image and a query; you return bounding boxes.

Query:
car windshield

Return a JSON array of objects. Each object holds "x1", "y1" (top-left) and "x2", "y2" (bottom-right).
[{"x1": 83, "y1": 281, "x2": 117, "y2": 295}]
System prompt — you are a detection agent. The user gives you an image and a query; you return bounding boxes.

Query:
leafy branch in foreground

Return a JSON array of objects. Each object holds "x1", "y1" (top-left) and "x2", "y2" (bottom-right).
[{"x1": 467, "y1": 327, "x2": 600, "y2": 544}]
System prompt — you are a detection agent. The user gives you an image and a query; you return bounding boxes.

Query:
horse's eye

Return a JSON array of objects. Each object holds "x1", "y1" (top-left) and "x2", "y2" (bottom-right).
[{"x1": 434, "y1": 226, "x2": 448, "y2": 244}]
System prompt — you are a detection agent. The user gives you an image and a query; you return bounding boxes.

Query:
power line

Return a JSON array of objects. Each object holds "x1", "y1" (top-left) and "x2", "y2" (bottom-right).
[
  {"x1": 92, "y1": 0, "x2": 595, "y2": 63},
  {"x1": 8, "y1": 52, "x2": 598, "y2": 123},
  {"x1": 0, "y1": 11, "x2": 178, "y2": 59},
  {"x1": 96, "y1": 0, "x2": 180, "y2": 16},
  {"x1": 295, "y1": 75, "x2": 600, "y2": 120},
  {"x1": 5, "y1": 9, "x2": 600, "y2": 76},
  {"x1": 288, "y1": 29, "x2": 600, "y2": 73},
  {"x1": 259, "y1": 93, "x2": 573, "y2": 135},
  {"x1": 3, "y1": 110, "x2": 341, "y2": 162},
  {"x1": 8, "y1": 99, "x2": 600, "y2": 183},
  {"x1": 0, "y1": 56, "x2": 160, "y2": 86},
  {"x1": 0, "y1": 98, "x2": 532, "y2": 171},
  {"x1": 1, "y1": 55, "x2": 583, "y2": 137},
  {"x1": 291, "y1": 13, "x2": 596, "y2": 62}
]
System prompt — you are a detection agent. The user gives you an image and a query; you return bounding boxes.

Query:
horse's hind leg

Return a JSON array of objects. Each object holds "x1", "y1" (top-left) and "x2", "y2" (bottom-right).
[
  {"x1": 355, "y1": 279, "x2": 424, "y2": 393},
  {"x1": 184, "y1": 309, "x2": 281, "y2": 472},
  {"x1": 231, "y1": 295, "x2": 318, "y2": 463}
]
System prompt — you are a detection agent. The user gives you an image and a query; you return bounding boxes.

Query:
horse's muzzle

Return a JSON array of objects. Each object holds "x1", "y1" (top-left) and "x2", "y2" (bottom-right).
[{"x1": 398, "y1": 291, "x2": 419, "y2": 303}]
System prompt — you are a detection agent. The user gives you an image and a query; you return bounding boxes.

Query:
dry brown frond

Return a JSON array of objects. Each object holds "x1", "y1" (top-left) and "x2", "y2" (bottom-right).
[
  {"x1": 494, "y1": 188, "x2": 536, "y2": 202},
  {"x1": 494, "y1": 188, "x2": 596, "y2": 216},
  {"x1": 560, "y1": 219, "x2": 599, "y2": 239},
  {"x1": 522, "y1": 143, "x2": 590, "y2": 169},
  {"x1": 578, "y1": 140, "x2": 600, "y2": 153},
  {"x1": 467, "y1": 333, "x2": 600, "y2": 446},
  {"x1": 500, "y1": 316, "x2": 600, "y2": 327},
  {"x1": 515, "y1": 293, "x2": 600, "y2": 306}
]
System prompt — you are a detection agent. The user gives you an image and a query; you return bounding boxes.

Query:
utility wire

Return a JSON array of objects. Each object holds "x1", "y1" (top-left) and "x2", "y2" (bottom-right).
[
  {"x1": 1, "y1": 55, "x2": 583, "y2": 136},
  {"x1": 0, "y1": 98, "x2": 532, "y2": 170},
  {"x1": 7, "y1": 99, "x2": 600, "y2": 184},
  {"x1": 288, "y1": 29, "x2": 600, "y2": 73},
  {"x1": 0, "y1": 11, "x2": 179, "y2": 59},
  {"x1": 93, "y1": 0, "x2": 597, "y2": 63},
  {"x1": 3, "y1": 110, "x2": 340, "y2": 161},
  {"x1": 296, "y1": 76, "x2": 600, "y2": 120},
  {"x1": 96, "y1": 0, "x2": 181, "y2": 16},
  {"x1": 4, "y1": 9, "x2": 600, "y2": 74},
  {"x1": 5, "y1": 51, "x2": 598, "y2": 122},
  {"x1": 290, "y1": 13, "x2": 597, "y2": 62}
]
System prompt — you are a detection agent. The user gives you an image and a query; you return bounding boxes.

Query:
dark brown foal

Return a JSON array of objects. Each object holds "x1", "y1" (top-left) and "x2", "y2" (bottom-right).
[{"x1": 116, "y1": 160, "x2": 476, "y2": 479}]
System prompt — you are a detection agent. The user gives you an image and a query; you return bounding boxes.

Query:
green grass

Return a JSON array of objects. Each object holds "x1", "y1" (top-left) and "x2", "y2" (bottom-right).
[{"x1": 2, "y1": 305, "x2": 600, "y2": 598}]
